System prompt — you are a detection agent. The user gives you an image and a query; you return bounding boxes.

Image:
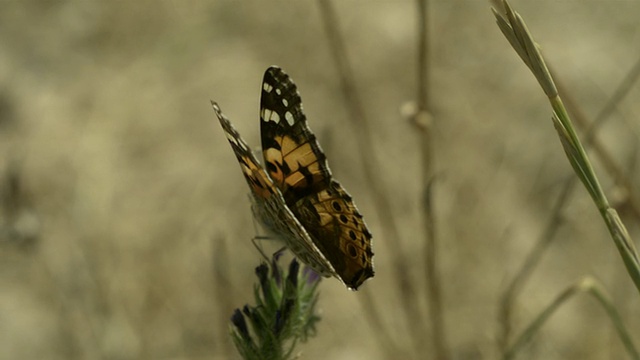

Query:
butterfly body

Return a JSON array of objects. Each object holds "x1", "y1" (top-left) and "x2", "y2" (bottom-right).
[{"x1": 214, "y1": 66, "x2": 374, "y2": 290}]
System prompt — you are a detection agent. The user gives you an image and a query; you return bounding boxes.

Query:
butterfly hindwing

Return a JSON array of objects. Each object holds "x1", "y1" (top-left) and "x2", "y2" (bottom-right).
[{"x1": 291, "y1": 180, "x2": 374, "y2": 289}]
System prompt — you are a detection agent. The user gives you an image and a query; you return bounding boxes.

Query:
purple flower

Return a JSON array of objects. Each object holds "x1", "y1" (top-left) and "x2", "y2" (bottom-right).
[{"x1": 230, "y1": 309, "x2": 251, "y2": 341}]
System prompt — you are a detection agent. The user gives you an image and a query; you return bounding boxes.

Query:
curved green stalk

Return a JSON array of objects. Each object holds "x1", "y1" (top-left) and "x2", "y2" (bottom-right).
[{"x1": 492, "y1": 0, "x2": 640, "y2": 294}]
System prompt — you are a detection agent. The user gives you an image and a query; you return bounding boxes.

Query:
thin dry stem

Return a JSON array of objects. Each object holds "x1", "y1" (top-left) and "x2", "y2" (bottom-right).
[
  {"x1": 555, "y1": 57, "x2": 640, "y2": 219},
  {"x1": 503, "y1": 278, "x2": 639, "y2": 360},
  {"x1": 498, "y1": 177, "x2": 575, "y2": 350},
  {"x1": 416, "y1": 0, "x2": 450, "y2": 359},
  {"x1": 214, "y1": 235, "x2": 236, "y2": 356},
  {"x1": 317, "y1": 1, "x2": 420, "y2": 357}
]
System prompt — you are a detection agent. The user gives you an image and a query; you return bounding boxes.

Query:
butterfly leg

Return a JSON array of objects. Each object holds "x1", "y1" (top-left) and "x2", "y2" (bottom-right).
[
  {"x1": 251, "y1": 236, "x2": 289, "y2": 262},
  {"x1": 251, "y1": 235, "x2": 272, "y2": 262},
  {"x1": 272, "y1": 246, "x2": 287, "y2": 259}
]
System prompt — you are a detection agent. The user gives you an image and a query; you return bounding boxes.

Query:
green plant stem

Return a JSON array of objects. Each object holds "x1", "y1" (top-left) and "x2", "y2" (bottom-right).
[
  {"x1": 499, "y1": 55, "x2": 640, "y2": 350},
  {"x1": 493, "y1": 0, "x2": 640, "y2": 294}
]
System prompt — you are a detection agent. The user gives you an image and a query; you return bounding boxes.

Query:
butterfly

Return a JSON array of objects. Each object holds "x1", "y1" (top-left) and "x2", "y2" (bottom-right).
[{"x1": 213, "y1": 66, "x2": 374, "y2": 290}]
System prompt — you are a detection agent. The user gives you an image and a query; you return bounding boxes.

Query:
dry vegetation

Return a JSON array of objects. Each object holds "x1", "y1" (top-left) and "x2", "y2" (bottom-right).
[{"x1": 1, "y1": 1, "x2": 639, "y2": 359}]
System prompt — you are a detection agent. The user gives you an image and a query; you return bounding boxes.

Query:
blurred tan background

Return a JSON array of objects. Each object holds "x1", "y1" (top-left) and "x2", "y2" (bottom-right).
[{"x1": 1, "y1": 1, "x2": 639, "y2": 359}]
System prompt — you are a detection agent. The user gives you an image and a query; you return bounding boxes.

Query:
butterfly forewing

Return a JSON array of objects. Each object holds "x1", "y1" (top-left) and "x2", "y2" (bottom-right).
[{"x1": 260, "y1": 67, "x2": 332, "y2": 206}]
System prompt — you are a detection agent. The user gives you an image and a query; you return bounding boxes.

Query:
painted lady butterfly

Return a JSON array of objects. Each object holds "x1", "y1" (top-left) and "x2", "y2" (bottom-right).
[{"x1": 213, "y1": 66, "x2": 374, "y2": 290}]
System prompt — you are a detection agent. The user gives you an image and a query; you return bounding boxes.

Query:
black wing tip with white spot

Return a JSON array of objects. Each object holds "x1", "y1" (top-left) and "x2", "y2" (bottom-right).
[
  {"x1": 211, "y1": 101, "x2": 230, "y2": 130},
  {"x1": 265, "y1": 65, "x2": 283, "y2": 76},
  {"x1": 211, "y1": 101, "x2": 253, "y2": 159},
  {"x1": 211, "y1": 100, "x2": 224, "y2": 122},
  {"x1": 260, "y1": 67, "x2": 305, "y2": 133}
]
